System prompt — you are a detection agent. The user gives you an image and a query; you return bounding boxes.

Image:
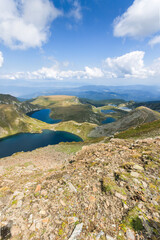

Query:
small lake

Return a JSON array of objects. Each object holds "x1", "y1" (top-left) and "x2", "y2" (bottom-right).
[
  {"x1": 101, "y1": 109, "x2": 116, "y2": 114},
  {"x1": 27, "y1": 109, "x2": 61, "y2": 124},
  {"x1": 0, "y1": 130, "x2": 83, "y2": 158},
  {"x1": 102, "y1": 117, "x2": 116, "y2": 124}
]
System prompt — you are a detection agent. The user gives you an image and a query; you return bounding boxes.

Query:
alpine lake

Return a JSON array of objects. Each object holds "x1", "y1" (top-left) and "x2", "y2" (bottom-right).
[{"x1": 0, "y1": 109, "x2": 83, "y2": 158}]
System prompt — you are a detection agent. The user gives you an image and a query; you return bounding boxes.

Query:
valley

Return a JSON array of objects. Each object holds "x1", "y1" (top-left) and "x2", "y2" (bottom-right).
[{"x1": 0, "y1": 92, "x2": 160, "y2": 240}]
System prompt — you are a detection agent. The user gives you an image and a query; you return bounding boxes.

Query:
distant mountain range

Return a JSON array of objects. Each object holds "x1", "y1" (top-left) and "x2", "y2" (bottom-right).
[{"x1": 18, "y1": 85, "x2": 160, "y2": 102}]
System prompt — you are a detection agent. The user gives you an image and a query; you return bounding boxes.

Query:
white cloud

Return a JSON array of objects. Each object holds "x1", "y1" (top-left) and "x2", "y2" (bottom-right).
[
  {"x1": 149, "y1": 35, "x2": 160, "y2": 46},
  {"x1": 150, "y1": 58, "x2": 160, "y2": 76},
  {"x1": 0, "y1": 51, "x2": 4, "y2": 67},
  {"x1": 85, "y1": 67, "x2": 104, "y2": 78},
  {"x1": 114, "y1": 0, "x2": 160, "y2": 41},
  {"x1": 31, "y1": 65, "x2": 103, "y2": 80},
  {"x1": 1, "y1": 63, "x2": 103, "y2": 80},
  {"x1": 68, "y1": 0, "x2": 82, "y2": 21},
  {"x1": 105, "y1": 51, "x2": 153, "y2": 78},
  {"x1": 0, "y1": 0, "x2": 62, "y2": 49},
  {"x1": 2, "y1": 52, "x2": 160, "y2": 81}
]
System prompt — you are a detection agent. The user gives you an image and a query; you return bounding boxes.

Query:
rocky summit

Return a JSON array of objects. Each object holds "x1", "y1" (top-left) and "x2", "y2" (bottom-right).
[{"x1": 0, "y1": 137, "x2": 160, "y2": 240}]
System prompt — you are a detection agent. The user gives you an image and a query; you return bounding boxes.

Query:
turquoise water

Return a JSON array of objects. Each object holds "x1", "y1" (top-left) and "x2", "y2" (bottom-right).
[
  {"x1": 0, "y1": 130, "x2": 83, "y2": 158},
  {"x1": 27, "y1": 109, "x2": 61, "y2": 124}
]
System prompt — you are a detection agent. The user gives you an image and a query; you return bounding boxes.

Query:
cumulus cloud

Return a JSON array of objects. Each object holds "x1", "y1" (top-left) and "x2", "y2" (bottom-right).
[
  {"x1": 84, "y1": 67, "x2": 104, "y2": 78},
  {"x1": 114, "y1": 0, "x2": 160, "y2": 43},
  {"x1": 31, "y1": 65, "x2": 103, "y2": 80},
  {"x1": 1, "y1": 63, "x2": 103, "y2": 80},
  {"x1": 0, "y1": 51, "x2": 4, "y2": 67},
  {"x1": 105, "y1": 51, "x2": 153, "y2": 78},
  {"x1": 2, "y1": 52, "x2": 160, "y2": 81},
  {"x1": 0, "y1": 0, "x2": 62, "y2": 49}
]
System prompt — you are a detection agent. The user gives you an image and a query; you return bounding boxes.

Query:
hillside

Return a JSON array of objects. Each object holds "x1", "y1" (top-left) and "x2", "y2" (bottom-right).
[
  {"x1": 0, "y1": 137, "x2": 159, "y2": 239},
  {"x1": 89, "y1": 106, "x2": 160, "y2": 138},
  {"x1": 31, "y1": 95, "x2": 80, "y2": 108},
  {"x1": 54, "y1": 121, "x2": 97, "y2": 140},
  {"x1": 132, "y1": 101, "x2": 160, "y2": 112},
  {"x1": 0, "y1": 94, "x2": 41, "y2": 113},
  {"x1": 79, "y1": 98, "x2": 127, "y2": 107},
  {"x1": 0, "y1": 104, "x2": 51, "y2": 139},
  {"x1": 115, "y1": 119, "x2": 160, "y2": 139},
  {"x1": 31, "y1": 95, "x2": 105, "y2": 124}
]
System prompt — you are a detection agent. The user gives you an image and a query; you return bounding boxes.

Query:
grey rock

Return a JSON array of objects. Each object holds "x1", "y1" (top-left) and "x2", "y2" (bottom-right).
[
  {"x1": 142, "y1": 218, "x2": 152, "y2": 237},
  {"x1": 17, "y1": 200, "x2": 22, "y2": 208},
  {"x1": 106, "y1": 235, "x2": 115, "y2": 240},
  {"x1": 115, "y1": 192, "x2": 127, "y2": 201},
  {"x1": 96, "y1": 231, "x2": 104, "y2": 239},
  {"x1": 126, "y1": 229, "x2": 135, "y2": 240},
  {"x1": 68, "y1": 223, "x2": 83, "y2": 240},
  {"x1": 131, "y1": 171, "x2": 139, "y2": 178},
  {"x1": 133, "y1": 164, "x2": 143, "y2": 171},
  {"x1": 68, "y1": 182, "x2": 77, "y2": 193}
]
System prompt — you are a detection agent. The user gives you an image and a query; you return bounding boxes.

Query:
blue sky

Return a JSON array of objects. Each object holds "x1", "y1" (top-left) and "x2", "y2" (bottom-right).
[{"x1": 0, "y1": 0, "x2": 160, "y2": 87}]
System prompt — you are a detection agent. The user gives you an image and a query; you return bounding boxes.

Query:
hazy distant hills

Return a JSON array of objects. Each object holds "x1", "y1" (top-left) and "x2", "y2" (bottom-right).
[{"x1": 19, "y1": 85, "x2": 160, "y2": 102}]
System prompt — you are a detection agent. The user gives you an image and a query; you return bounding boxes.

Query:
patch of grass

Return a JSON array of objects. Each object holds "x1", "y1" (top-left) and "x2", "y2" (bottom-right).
[
  {"x1": 12, "y1": 199, "x2": 18, "y2": 205},
  {"x1": 101, "y1": 177, "x2": 126, "y2": 195},
  {"x1": 115, "y1": 119, "x2": 160, "y2": 139},
  {"x1": 23, "y1": 162, "x2": 34, "y2": 167},
  {"x1": 54, "y1": 142, "x2": 84, "y2": 154},
  {"x1": 130, "y1": 216, "x2": 143, "y2": 231},
  {"x1": 122, "y1": 207, "x2": 144, "y2": 232}
]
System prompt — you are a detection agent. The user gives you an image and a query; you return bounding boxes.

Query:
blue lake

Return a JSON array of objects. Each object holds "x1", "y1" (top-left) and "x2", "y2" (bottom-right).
[
  {"x1": 27, "y1": 109, "x2": 61, "y2": 124},
  {"x1": 0, "y1": 130, "x2": 83, "y2": 158},
  {"x1": 101, "y1": 109, "x2": 116, "y2": 114},
  {"x1": 102, "y1": 117, "x2": 116, "y2": 124}
]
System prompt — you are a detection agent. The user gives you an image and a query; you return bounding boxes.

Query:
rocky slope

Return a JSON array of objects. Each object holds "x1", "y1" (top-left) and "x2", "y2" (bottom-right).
[
  {"x1": 0, "y1": 138, "x2": 160, "y2": 240},
  {"x1": 89, "y1": 107, "x2": 160, "y2": 137}
]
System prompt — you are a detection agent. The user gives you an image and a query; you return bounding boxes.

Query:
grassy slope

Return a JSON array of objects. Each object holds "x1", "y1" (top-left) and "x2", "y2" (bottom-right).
[
  {"x1": 0, "y1": 104, "x2": 98, "y2": 141},
  {"x1": 54, "y1": 121, "x2": 97, "y2": 140},
  {"x1": 79, "y1": 98, "x2": 127, "y2": 107},
  {"x1": 115, "y1": 119, "x2": 160, "y2": 139},
  {"x1": 31, "y1": 95, "x2": 79, "y2": 107},
  {"x1": 89, "y1": 106, "x2": 160, "y2": 138},
  {"x1": 31, "y1": 95, "x2": 105, "y2": 124},
  {"x1": 0, "y1": 104, "x2": 51, "y2": 139}
]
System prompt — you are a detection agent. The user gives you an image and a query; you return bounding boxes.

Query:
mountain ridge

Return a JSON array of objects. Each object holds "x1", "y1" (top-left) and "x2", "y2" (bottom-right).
[{"x1": 89, "y1": 106, "x2": 160, "y2": 138}]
